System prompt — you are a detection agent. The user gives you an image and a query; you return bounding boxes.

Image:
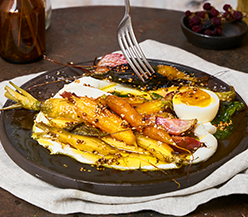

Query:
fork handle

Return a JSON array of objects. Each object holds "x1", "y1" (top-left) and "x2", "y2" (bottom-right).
[{"x1": 125, "y1": 0, "x2": 130, "y2": 15}]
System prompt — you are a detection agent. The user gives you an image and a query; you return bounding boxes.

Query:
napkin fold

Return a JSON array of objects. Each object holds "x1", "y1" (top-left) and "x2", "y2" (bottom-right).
[{"x1": 0, "y1": 40, "x2": 248, "y2": 216}]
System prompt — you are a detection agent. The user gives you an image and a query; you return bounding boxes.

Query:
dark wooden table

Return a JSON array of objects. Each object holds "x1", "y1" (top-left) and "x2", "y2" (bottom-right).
[{"x1": 0, "y1": 6, "x2": 248, "y2": 217}]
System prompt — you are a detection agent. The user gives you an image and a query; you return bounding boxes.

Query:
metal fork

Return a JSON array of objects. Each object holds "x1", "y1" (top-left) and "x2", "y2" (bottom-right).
[{"x1": 117, "y1": 0, "x2": 155, "y2": 82}]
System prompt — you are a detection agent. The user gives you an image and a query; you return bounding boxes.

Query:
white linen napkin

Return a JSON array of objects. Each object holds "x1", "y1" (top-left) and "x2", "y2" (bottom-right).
[{"x1": 0, "y1": 40, "x2": 247, "y2": 216}]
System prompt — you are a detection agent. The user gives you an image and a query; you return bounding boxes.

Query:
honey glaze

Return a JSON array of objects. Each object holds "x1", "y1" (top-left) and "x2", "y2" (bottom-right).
[{"x1": 0, "y1": 0, "x2": 46, "y2": 63}]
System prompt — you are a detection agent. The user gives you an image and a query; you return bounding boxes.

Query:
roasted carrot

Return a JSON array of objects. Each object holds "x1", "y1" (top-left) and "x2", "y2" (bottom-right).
[
  {"x1": 135, "y1": 99, "x2": 172, "y2": 115},
  {"x1": 106, "y1": 95, "x2": 175, "y2": 146},
  {"x1": 143, "y1": 126, "x2": 175, "y2": 146},
  {"x1": 72, "y1": 95, "x2": 136, "y2": 145},
  {"x1": 33, "y1": 122, "x2": 117, "y2": 156},
  {"x1": 105, "y1": 95, "x2": 146, "y2": 131},
  {"x1": 135, "y1": 132, "x2": 175, "y2": 162}
]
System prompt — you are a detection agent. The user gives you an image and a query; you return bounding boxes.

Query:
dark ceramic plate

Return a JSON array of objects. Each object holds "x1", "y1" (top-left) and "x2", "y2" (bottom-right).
[
  {"x1": 180, "y1": 16, "x2": 248, "y2": 50},
  {"x1": 0, "y1": 60, "x2": 248, "y2": 197}
]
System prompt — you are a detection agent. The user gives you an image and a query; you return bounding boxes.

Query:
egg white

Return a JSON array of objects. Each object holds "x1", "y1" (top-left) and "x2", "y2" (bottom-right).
[
  {"x1": 191, "y1": 121, "x2": 218, "y2": 163},
  {"x1": 173, "y1": 88, "x2": 220, "y2": 123},
  {"x1": 33, "y1": 77, "x2": 219, "y2": 169}
]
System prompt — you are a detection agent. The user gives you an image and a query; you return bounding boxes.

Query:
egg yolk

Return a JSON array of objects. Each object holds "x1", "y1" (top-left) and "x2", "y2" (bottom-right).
[{"x1": 174, "y1": 88, "x2": 212, "y2": 107}]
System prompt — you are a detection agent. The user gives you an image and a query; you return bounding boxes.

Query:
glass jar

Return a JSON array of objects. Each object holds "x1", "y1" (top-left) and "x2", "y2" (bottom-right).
[{"x1": 0, "y1": 0, "x2": 46, "y2": 63}]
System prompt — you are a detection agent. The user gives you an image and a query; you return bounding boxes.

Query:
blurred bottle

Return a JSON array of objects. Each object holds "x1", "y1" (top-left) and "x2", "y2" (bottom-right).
[
  {"x1": 0, "y1": 0, "x2": 46, "y2": 63},
  {"x1": 237, "y1": 0, "x2": 248, "y2": 24},
  {"x1": 44, "y1": 0, "x2": 52, "y2": 29}
]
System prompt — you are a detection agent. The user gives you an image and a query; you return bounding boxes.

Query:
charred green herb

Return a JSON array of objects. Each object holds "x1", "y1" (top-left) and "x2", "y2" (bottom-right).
[
  {"x1": 70, "y1": 121, "x2": 109, "y2": 137},
  {"x1": 212, "y1": 100, "x2": 245, "y2": 140}
]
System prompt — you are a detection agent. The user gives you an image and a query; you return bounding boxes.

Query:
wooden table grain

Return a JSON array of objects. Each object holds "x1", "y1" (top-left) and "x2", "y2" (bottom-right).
[{"x1": 0, "y1": 6, "x2": 248, "y2": 217}]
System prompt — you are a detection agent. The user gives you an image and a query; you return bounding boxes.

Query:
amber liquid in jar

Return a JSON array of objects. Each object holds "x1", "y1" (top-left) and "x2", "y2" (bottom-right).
[{"x1": 0, "y1": 0, "x2": 46, "y2": 63}]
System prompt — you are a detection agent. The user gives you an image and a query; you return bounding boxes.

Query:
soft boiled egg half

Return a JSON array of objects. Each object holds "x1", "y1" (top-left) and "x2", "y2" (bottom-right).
[
  {"x1": 172, "y1": 87, "x2": 220, "y2": 123},
  {"x1": 172, "y1": 87, "x2": 220, "y2": 163}
]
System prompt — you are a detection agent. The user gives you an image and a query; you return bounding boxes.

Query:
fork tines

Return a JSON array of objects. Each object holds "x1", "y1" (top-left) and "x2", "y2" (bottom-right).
[{"x1": 117, "y1": 18, "x2": 155, "y2": 82}]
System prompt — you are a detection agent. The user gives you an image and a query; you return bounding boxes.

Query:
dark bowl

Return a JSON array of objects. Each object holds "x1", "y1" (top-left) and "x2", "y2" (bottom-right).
[{"x1": 180, "y1": 15, "x2": 248, "y2": 50}]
